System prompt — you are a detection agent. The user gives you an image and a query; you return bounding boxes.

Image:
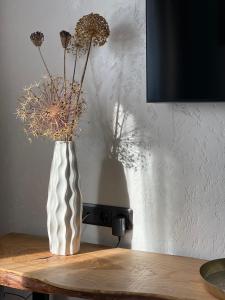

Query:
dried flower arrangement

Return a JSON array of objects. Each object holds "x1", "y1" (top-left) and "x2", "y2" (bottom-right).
[{"x1": 17, "y1": 13, "x2": 110, "y2": 142}]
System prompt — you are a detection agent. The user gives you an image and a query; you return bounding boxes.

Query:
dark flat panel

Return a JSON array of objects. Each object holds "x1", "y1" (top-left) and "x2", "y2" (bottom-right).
[
  {"x1": 146, "y1": 0, "x2": 225, "y2": 102},
  {"x1": 33, "y1": 292, "x2": 49, "y2": 300}
]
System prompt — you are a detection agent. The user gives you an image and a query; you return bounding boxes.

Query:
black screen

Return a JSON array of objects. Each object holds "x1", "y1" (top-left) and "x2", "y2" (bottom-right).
[{"x1": 146, "y1": 0, "x2": 225, "y2": 102}]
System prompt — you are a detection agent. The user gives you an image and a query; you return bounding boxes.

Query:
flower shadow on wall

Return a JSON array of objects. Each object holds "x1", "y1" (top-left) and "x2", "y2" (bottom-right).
[
  {"x1": 104, "y1": 15, "x2": 181, "y2": 253},
  {"x1": 97, "y1": 101, "x2": 131, "y2": 211},
  {"x1": 96, "y1": 100, "x2": 150, "y2": 248},
  {"x1": 86, "y1": 18, "x2": 151, "y2": 248},
  {"x1": 98, "y1": 99, "x2": 148, "y2": 185}
]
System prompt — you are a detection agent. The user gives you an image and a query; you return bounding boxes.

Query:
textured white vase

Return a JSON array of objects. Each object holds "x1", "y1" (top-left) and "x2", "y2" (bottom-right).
[{"x1": 47, "y1": 141, "x2": 82, "y2": 255}]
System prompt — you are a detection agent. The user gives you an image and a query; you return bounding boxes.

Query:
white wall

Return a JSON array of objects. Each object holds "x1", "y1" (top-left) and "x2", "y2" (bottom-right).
[{"x1": 1, "y1": 0, "x2": 225, "y2": 298}]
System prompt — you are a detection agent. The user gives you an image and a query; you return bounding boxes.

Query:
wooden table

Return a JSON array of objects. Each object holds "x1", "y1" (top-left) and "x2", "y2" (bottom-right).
[{"x1": 0, "y1": 233, "x2": 217, "y2": 300}]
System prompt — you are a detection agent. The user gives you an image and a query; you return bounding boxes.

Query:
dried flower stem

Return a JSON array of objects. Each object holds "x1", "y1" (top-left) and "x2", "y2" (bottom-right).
[
  {"x1": 72, "y1": 48, "x2": 78, "y2": 85},
  {"x1": 79, "y1": 37, "x2": 92, "y2": 92},
  {"x1": 66, "y1": 47, "x2": 78, "y2": 141},
  {"x1": 38, "y1": 47, "x2": 52, "y2": 78},
  {"x1": 64, "y1": 48, "x2": 67, "y2": 96},
  {"x1": 69, "y1": 37, "x2": 92, "y2": 137},
  {"x1": 63, "y1": 49, "x2": 69, "y2": 145},
  {"x1": 38, "y1": 47, "x2": 59, "y2": 99}
]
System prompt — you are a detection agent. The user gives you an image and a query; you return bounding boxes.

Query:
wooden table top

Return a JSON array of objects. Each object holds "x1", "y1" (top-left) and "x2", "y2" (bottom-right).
[{"x1": 0, "y1": 233, "x2": 217, "y2": 300}]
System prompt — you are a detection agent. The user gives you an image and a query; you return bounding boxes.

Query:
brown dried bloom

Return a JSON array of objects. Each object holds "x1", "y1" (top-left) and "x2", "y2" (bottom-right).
[
  {"x1": 30, "y1": 31, "x2": 44, "y2": 47},
  {"x1": 67, "y1": 36, "x2": 88, "y2": 56},
  {"x1": 75, "y1": 13, "x2": 110, "y2": 47},
  {"x1": 16, "y1": 77, "x2": 85, "y2": 141},
  {"x1": 60, "y1": 30, "x2": 72, "y2": 49}
]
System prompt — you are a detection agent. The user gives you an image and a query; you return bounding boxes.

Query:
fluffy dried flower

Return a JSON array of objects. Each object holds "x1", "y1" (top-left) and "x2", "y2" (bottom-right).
[
  {"x1": 60, "y1": 30, "x2": 72, "y2": 49},
  {"x1": 30, "y1": 31, "x2": 44, "y2": 47},
  {"x1": 16, "y1": 77, "x2": 85, "y2": 141},
  {"x1": 75, "y1": 13, "x2": 110, "y2": 47}
]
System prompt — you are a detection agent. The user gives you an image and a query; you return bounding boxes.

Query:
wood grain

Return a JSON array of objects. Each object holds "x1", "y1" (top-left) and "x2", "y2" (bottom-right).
[{"x1": 0, "y1": 233, "x2": 217, "y2": 300}]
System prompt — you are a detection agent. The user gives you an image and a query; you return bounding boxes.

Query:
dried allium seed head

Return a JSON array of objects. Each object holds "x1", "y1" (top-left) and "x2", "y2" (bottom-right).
[
  {"x1": 17, "y1": 77, "x2": 86, "y2": 141},
  {"x1": 67, "y1": 36, "x2": 88, "y2": 56},
  {"x1": 60, "y1": 30, "x2": 72, "y2": 49},
  {"x1": 30, "y1": 31, "x2": 44, "y2": 47},
  {"x1": 75, "y1": 13, "x2": 110, "y2": 47}
]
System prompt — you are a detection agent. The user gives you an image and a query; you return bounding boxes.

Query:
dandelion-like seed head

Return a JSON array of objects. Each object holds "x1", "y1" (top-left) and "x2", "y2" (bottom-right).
[
  {"x1": 17, "y1": 77, "x2": 85, "y2": 141},
  {"x1": 75, "y1": 13, "x2": 110, "y2": 47}
]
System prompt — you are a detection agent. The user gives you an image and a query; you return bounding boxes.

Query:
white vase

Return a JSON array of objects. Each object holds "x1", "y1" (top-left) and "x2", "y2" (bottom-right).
[{"x1": 47, "y1": 141, "x2": 82, "y2": 255}]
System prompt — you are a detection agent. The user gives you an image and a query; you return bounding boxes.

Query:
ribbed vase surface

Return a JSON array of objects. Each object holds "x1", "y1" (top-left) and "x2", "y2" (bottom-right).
[{"x1": 47, "y1": 141, "x2": 82, "y2": 255}]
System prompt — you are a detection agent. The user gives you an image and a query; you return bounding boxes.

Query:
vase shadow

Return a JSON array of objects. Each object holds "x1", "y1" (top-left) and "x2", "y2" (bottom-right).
[
  {"x1": 98, "y1": 157, "x2": 129, "y2": 207},
  {"x1": 97, "y1": 156, "x2": 132, "y2": 248}
]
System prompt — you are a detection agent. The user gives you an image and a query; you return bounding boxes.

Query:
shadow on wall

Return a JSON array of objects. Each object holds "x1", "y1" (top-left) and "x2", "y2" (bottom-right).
[
  {"x1": 87, "y1": 16, "x2": 151, "y2": 249},
  {"x1": 98, "y1": 158, "x2": 130, "y2": 209},
  {"x1": 87, "y1": 11, "x2": 188, "y2": 254},
  {"x1": 94, "y1": 10, "x2": 218, "y2": 257},
  {"x1": 96, "y1": 102, "x2": 134, "y2": 248}
]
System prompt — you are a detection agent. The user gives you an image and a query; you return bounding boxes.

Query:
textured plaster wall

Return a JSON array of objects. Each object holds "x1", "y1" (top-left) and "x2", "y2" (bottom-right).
[{"x1": 1, "y1": 1, "x2": 225, "y2": 297}]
